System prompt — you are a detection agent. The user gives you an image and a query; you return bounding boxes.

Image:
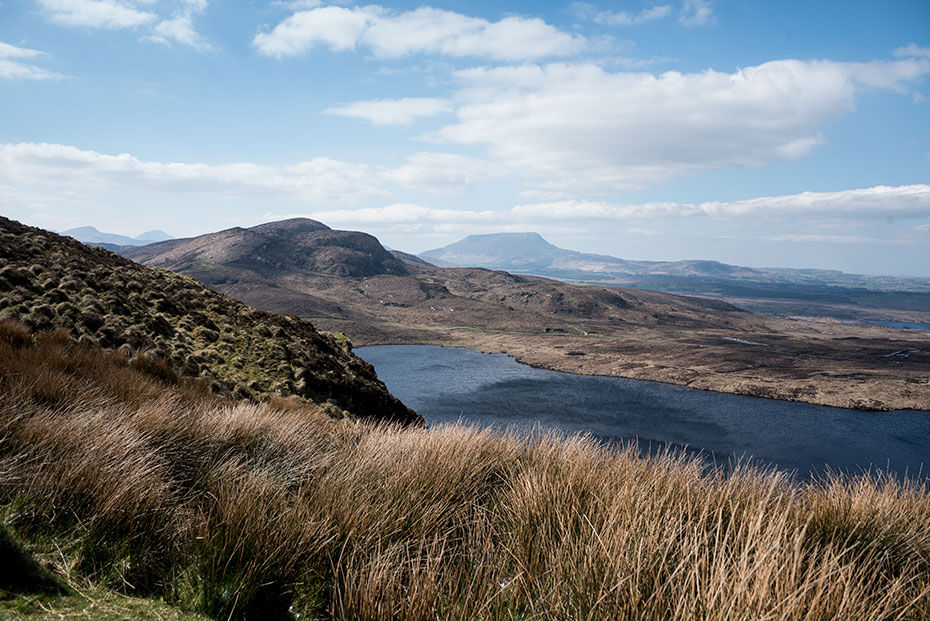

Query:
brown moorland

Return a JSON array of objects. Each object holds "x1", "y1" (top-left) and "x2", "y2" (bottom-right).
[
  {"x1": 124, "y1": 218, "x2": 930, "y2": 411},
  {"x1": 2, "y1": 320, "x2": 929, "y2": 620}
]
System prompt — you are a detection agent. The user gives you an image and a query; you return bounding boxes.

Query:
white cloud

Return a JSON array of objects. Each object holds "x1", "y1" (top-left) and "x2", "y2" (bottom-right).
[
  {"x1": 147, "y1": 13, "x2": 213, "y2": 50},
  {"x1": 37, "y1": 0, "x2": 213, "y2": 50},
  {"x1": 516, "y1": 185, "x2": 930, "y2": 221},
  {"x1": 0, "y1": 142, "x2": 388, "y2": 203},
  {"x1": 0, "y1": 41, "x2": 64, "y2": 80},
  {"x1": 324, "y1": 97, "x2": 450, "y2": 126},
  {"x1": 0, "y1": 42, "x2": 43, "y2": 59},
  {"x1": 680, "y1": 0, "x2": 713, "y2": 26},
  {"x1": 289, "y1": 185, "x2": 930, "y2": 227},
  {"x1": 431, "y1": 57, "x2": 930, "y2": 190},
  {"x1": 895, "y1": 43, "x2": 930, "y2": 59},
  {"x1": 143, "y1": 0, "x2": 213, "y2": 50},
  {"x1": 253, "y1": 5, "x2": 587, "y2": 60},
  {"x1": 572, "y1": 3, "x2": 672, "y2": 26},
  {"x1": 37, "y1": 0, "x2": 157, "y2": 29},
  {"x1": 381, "y1": 152, "x2": 506, "y2": 192}
]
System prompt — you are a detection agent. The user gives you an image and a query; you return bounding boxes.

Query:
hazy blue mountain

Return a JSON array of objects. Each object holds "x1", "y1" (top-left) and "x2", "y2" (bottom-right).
[
  {"x1": 135, "y1": 229, "x2": 174, "y2": 243},
  {"x1": 420, "y1": 232, "x2": 930, "y2": 293},
  {"x1": 420, "y1": 232, "x2": 754, "y2": 278},
  {"x1": 421, "y1": 232, "x2": 635, "y2": 274},
  {"x1": 62, "y1": 226, "x2": 174, "y2": 247}
]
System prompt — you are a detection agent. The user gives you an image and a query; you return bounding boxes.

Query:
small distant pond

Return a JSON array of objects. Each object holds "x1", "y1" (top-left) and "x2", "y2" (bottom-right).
[
  {"x1": 869, "y1": 320, "x2": 930, "y2": 330},
  {"x1": 357, "y1": 345, "x2": 930, "y2": 481}
]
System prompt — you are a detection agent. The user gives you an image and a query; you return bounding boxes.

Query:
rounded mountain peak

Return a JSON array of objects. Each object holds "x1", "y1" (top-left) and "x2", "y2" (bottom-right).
[{"x1": 249, "y1": 218, "x2": 331, "y2": 235}]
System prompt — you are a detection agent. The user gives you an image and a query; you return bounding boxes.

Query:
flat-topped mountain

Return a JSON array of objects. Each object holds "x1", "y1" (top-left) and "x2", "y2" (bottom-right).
[
  {"x1": 125, "y1": 218, "x2": 408, "y2": 279},
  {"x1": 421, "y1": 232, "x2": 760, "y2": 278},
  {"x1": 0, "y1": 216, "x2": 418, "y2": 424},
  {"x1": 122, "y1": 218, "x2": 930, "y2": 411}
]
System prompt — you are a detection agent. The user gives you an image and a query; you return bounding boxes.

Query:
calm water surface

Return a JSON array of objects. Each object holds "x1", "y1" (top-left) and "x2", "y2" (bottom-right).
[{"x1": 357, "y1": 345, "x2": 930, "y2": 481}]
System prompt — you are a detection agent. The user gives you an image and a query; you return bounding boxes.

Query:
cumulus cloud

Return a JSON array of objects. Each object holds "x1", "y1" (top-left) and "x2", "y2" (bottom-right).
[
  {"x1": 0, "y1": 41, "x2": 65, "y2": 80},
  {"x1": 0, "y1": 141, "x2": 513, "y2": 202},
  {"x1": 253, "y1": 5, "x2": 587, "y2": 60},
  {"x1": 324, "y1": 98, "x2": 451, "y2": 126},
  {"x1": 572, "y1": 2, "x2": 672, "y2": 26},
  {"x1": 430, "y1": 57, "x2": 930, "y2": 190},
  {"x1": 37, "y1": 0, "x2": 157, "y2": 29},
  {"x1": 0, "y1": 142, "x2": 388, "y2": 203},
  {"x1": 37, "y1": 0, "x2": 214, "y2": 50}
]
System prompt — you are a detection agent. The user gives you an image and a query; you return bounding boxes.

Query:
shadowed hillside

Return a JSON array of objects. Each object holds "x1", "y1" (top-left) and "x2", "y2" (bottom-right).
[{"x1": 0, "y1": 216, "x2": 418, "y2": 424}]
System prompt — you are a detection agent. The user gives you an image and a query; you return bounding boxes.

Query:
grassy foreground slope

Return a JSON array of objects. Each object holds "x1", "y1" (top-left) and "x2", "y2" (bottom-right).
[
  {"x1": 0, "y1": 216, "x2": 417, "y2": 424},
  {"x1": 2, "y1": 321, "x2": 929, "y2": 620}
]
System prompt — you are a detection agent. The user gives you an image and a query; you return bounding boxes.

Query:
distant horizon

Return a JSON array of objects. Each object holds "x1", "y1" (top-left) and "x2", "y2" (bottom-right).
[
  {"x1": 46, "y1": 216, "x2": 930, "y2": 280},
  {"x1": 2, "y1": 1, "x2": 928, "y2": 276}
]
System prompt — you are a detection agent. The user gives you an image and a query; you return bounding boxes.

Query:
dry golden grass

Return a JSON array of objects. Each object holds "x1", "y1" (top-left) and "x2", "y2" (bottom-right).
[{"x1": 1, "y1": 320, "x2": 929, "y2": 620}]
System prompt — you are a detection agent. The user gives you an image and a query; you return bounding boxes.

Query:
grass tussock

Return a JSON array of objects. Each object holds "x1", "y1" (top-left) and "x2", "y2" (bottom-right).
[{"x1": 1, "y1": 320, "x2": 929, "y2": 620}]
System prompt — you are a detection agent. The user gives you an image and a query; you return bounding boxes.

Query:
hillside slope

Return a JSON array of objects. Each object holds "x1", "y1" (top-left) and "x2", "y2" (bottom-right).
[
  {"x1": 121, "y1": 219, "x2": 930, "y2": 411},
  {"x1": 0, "y1": 216, "x2": 418, "y2": 424}
]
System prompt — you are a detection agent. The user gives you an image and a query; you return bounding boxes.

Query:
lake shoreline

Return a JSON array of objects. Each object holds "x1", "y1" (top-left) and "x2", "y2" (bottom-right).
[
  {"x1": 357, "y1": 344, "x2": 930, "y2": 480},
  {"x1": 350, "y1": 331, "x2": 930, "y2": 412}
]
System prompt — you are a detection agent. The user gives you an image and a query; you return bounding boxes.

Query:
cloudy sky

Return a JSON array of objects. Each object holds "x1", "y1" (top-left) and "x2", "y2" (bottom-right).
[{"x1": 1, "y1": 0, "x2": 929, "y2": 276}]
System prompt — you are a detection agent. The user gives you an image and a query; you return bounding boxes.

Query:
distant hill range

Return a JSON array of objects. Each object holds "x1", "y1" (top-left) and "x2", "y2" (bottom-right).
[
  {"x1": 121, "y1": 218, "x2": 930, "y2": 411},
  {"x1": 61, "y1": 226, "x2": 174, "y2": 250},
  {"x1": 421, "y1": 232, "x2": 930, "y2": 293}
]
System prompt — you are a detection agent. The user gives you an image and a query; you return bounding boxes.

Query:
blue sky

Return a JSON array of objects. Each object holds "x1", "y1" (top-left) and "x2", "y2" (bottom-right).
[{"x1": 1, "y1": 0, "x2": 929, "y2": 276}]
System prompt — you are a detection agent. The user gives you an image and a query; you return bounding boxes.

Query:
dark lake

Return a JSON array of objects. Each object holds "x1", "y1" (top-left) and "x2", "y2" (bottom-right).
[{"x1": 357, "y1": 345, "x2": 930, "y2": 481}]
